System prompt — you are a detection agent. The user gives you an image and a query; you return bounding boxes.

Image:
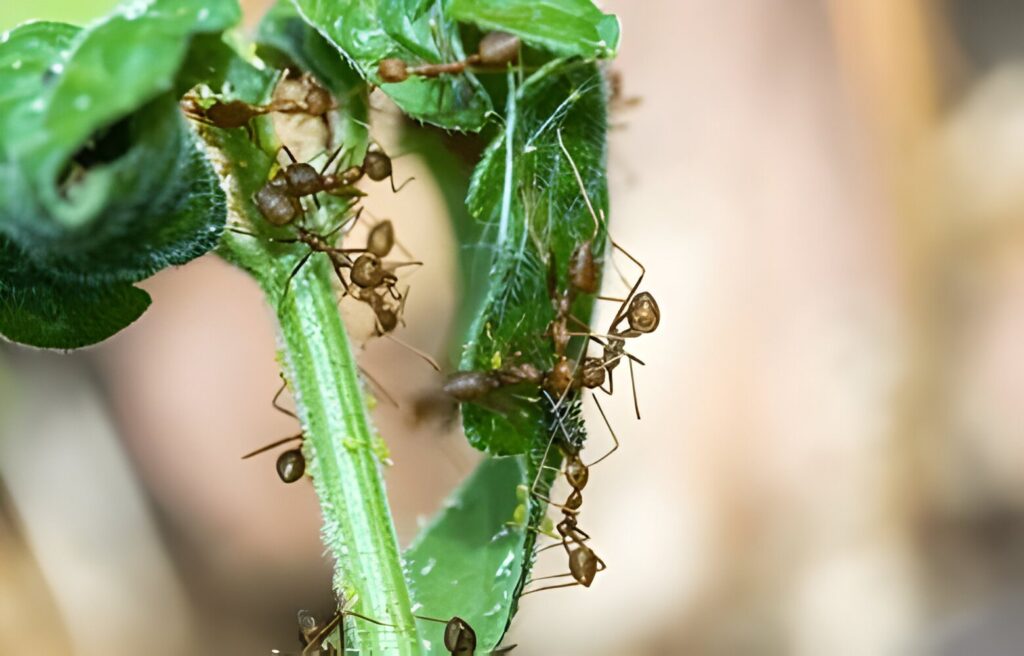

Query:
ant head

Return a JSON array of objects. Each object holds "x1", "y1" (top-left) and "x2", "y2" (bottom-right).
[
  {"x1": 367, "y1": 220, "x2": 394, "y2": 257},
  {"x1": 579, "y1": 356, "x2": 606, "y2": 389},
  {"x1": 303, "y1": 78, "x2": 334, "y2": 116},
  {"x1": 569, "y1": 241, "x2": 599, "y2": 295},
  {"x1": 362, "y1": 149, "x2": 393, "y2": 182},
  {"x1": 276, "y1": 448, "x2": 306, "y2": 483},
  {"x1": 255, "y1": 183, "x2": 300, "y2": 226},
  {"x1": 568, "y1": 544, "x2": 599, "y2": 587},
  {"x1": 443, "y1": 617, "x2": 477, "y2": 655},
  {"x1": 297, "y1": 609, "x2": 321, "y2": 645},
  {"x1": 351, "y1": 253, "x2": 384, "y2": 288},
  {"x1": 477, "y1": 31, "x2": 521, "y2": 66},
  {"x1": 378, "y1": 58, "x2": 409, "y2": 83},
  {"x1": 627, "y1": 292, "x2": 660, "y2": 334},
  {"x1": 285, "y1": 162, "x2": 324, "y2": 196},
  {"x1": 565, "y1": 454, "x2": 589, "y2": 491}
]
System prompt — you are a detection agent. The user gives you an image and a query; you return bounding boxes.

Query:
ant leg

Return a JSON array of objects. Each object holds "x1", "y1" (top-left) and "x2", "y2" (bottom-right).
[
  {"x1": 281, "y1": 144, "x2": 299, "y2": 164},
  {"x1": 272, "y1": 374, "x2": 298, "y2": 419},
  {"x1": 585, "y1": 395, "x2": 619, "y2": 468},
  {"x1": 320, "y1": 145, "x2": 345, "y2": 175},
  {"x1": 281, "y1": 250, "x2": 314, "y2": 301},
  {"x1": 535, "y1": 535, "x2": 590, "y2": 554},
  {"x1": 326, "y1": 207, "x2": 363, "y2": 240},
  {"x1": 628, "y1": 357, "x2": 640, "y2": 419},
  {"x1": 241, "y1": 433, "x2": 303, "y2": 459},
  {"x1": 344, "y1": 611, "x2": 394, "y2": 629},
  {"x1": 519, "y1": 580, "x2": 583, "y2": 597},
  {"x1": 381, "y1": 333, "x2": 441, "y2": 372},
  {"x1": 358, "y1": 365, "x2": 399, "y2": 409},
  {"x1": 228, "y1": 227, "x2": 300, "y2": 245}
]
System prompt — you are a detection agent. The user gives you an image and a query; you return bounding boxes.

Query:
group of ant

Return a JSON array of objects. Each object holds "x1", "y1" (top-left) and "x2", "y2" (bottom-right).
[
  {"x1": 184, "y1": 35, "x2": 647, "y2": 654},
  {"x1": 288, "y1": 597, "x2": 515, "y2": 656},
  {"x1": 442, "y1": 130, "x2": 660, "y2": 598}
]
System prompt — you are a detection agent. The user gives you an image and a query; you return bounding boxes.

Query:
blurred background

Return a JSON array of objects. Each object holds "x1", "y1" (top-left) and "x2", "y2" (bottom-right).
[{"x1": 4, "y1": 0, "x2": 1024, "y2": 654}]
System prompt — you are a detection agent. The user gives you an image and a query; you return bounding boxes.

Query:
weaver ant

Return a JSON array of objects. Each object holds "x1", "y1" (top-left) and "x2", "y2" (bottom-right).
[
  {"x1": 518, "y1": 392, "x2": 618, "y2": 595},
  {"x1": 294, "y1": 595, "x2": 393, "y2": 656},
  {"x1": 415, "y1": 614, "x2": 516, "y2": 656},
  {"x1": 255, "y1": 143, "x2": 411, "y2": 226},
  {"x1": 241, "y1": 377, "x2": 306, "y2": 484},
  {"x1": 182, "y1": 72, "x2": 335, "y2": 136},
  {"x1": 378, "y1": 31, "x2": 521, "y2": 83}
]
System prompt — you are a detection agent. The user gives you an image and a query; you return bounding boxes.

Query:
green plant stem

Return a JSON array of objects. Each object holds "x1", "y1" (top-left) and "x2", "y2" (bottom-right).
[{"x1": 275, "y1": 254, "x2": 420, "y2": 655}]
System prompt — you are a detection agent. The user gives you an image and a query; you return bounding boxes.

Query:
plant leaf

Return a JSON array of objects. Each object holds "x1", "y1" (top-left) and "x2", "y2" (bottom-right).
[
  {"x1": 0, "y1": 237, "x2": 151, "y2": 349},
  {"x1": 459, "y1": 60, "x2": 610, "y2": 456},
  {"x1": 0, "y1": 1, "x2": 240, "y2": 348},
  {"x1": 448, "y1": 0, "x2": 620, "y2": 58},
  {"x1": 291, "y1": 0, "x2": 491, "y2": 130},
  {"x1": 405, "y1": 456, "x2": 527, "y2": 654}
]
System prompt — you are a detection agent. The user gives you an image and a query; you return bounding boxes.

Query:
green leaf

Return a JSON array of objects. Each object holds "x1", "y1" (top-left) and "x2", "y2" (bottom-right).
[
  {"x1": 0, "y1": 237, "x2": 150, "y2": 349},
  {"x1": 448, "y1": 0, "x2": 620, "y2": 58},
  {"x1": 0, "y1": 1, "x2": 240, "y2": 348},
  {"x1": 405, "y1": 457, "x2": 527, "y2": 654},
  {"x1": 291, "y1": 0, "x2": 491, "y2": 130},
  {"x1": 459, "y1": 60, "x2": 610, "y2": 456}
]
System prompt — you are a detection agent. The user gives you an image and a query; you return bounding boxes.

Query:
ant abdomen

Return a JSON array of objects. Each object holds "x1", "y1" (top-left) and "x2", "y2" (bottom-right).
[
  {"x1": 277, "y1": 449, "x2": 305, "y2": 483},
  {"x1": 443, "y1": 371, "x2": 501, "y2": 402},
  {"x1": 568, "y1": 544, "x2": 599, "y2": 587},
  {"x1": 255, "y1": 183, "x2": 301, "y2": 226},
  {"x1": 443, "y1": 617, "x2": 477, "y2": 655},
  {"x1": 565, "y1": 456, "x2": 589, "y2": 490},
  {"x1": 476, "y1": 31, "x2": 521, "y2": 67},
  {"x1": 569, "y1": 241, "x2": 599, "y2": 294},
  {"x1": 366, "y1": 221, "x2": 394, "y2": 258},
  {"x1": 627, "y1": 291, "x2": 660, "y2": 334}
]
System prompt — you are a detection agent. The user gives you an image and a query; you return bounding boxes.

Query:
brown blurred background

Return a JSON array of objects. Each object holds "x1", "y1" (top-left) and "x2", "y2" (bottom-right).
[{"x1": 4, "y1": 0, "x2": 1024, "y2": 654}]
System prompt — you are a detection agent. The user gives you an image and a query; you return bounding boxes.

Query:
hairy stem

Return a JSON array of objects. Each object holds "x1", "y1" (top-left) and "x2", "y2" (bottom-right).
[{"x1": 275, "y1": 254, "x2": 420, "y2": 654}]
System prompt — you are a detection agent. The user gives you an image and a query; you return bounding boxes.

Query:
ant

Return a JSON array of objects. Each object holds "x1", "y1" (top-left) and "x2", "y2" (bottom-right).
[
  {"x1": 295, "y1": 595, "x2": 393, "y2": 656},
  {"x1": 378, "y1": 31, "x2": 521, "y2": 83},
  {"x1": 182, "y1": 72, "x2": 335, "y2": 136},
  {"x1": 415, "y1": 614, "x2": 516, "y2": 656},
  {"x1": 244, "y1": 373, "x2": 400, "y2": 483},
  {"x1": 518, "y1": 393, "x2": 618, "y2": 596},
  {"x1": 241, "y1": 377, "x2": 307, "y2": 484},
  {"x1": 255, "y1": 143, "x2": 411, "y2": 226}
]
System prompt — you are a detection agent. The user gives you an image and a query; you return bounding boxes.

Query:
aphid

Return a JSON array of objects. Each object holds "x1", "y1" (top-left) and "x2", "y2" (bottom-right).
[{"x1": 377, "y1": 31, "x2": 521, "y2": 83}]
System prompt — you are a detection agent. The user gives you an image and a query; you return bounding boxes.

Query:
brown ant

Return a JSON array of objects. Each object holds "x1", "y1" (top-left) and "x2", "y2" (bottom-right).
[
  {"x1": 241, "y1": 377, "x2": 306, "y2": 484},
  {"x1": 295, "y1": 595, "x2": 393, "y2": 656},
  {"x1": 518, "y1": 392, "x2": 618, "y2": 596},
  {"x1": 415, "y1": 615, "x2": 517, "y2": 656},
  {"x1": 254, "y1": 143, "x2": 411, "y2": 226},
  {"x1": 378, "y1": 31, "x2": 521, "y2": 84},
  {"x1": 182, "y1": 73, "x2": 335, "y2": 137}
]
